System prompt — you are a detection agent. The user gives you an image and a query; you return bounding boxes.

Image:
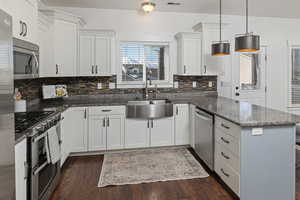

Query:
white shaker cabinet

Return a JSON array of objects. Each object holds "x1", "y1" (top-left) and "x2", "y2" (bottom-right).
[
  {"x1": 150, "y1": 117, "x2": 174, "y2": 147},
  {"x1": 88, "y1": 106, "x2": 125, "y2": 151},
  {"x1": 38, "y1": 10, "x2": 83, "y2": 77},
  {"x1": 174, "y1": 104, "x2": 190, "y2": 145},
  {"x1": 88, "y1": 115, "x2": 107, "y2": 151},
  {"x1": 175, "y1": 32, "x2": 202, "y2": 75},
  {"x1": 125, "y1": 119, "x2": 150, "y2": 149},
  {"x1": 0, "y1": 0, "x2": 38, "y2": 43},
  {"x1": 54, "y1": 19, "x2": 77, "y2": 76},
  {"x1": 79, "y1": 30, "x2": 115, "y2": 76},
  {"x1": 66, "y1": 107, "x2": 88, "y2": 153},
  {"x1": 15, "y1": 139, "x2": 27, "y2": 200}
]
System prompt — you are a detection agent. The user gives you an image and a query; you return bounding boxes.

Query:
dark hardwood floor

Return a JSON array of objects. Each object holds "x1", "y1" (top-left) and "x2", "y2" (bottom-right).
[{"x1": 50, "y1": 150, "x2": 300, "y2": 200}]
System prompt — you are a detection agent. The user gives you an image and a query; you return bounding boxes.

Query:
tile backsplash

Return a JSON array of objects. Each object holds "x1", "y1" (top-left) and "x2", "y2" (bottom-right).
[{"x1": 14, "y1": 75, "x2": 217, "y2": 102}]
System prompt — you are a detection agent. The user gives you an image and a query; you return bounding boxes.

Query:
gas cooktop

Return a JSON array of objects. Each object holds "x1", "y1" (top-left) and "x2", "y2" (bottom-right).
[{"x1": 15, "y1": 111, "x2": 55, "y2": 134}]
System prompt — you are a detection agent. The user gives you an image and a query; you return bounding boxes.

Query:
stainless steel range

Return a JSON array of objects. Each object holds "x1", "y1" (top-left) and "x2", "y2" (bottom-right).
[{"x1": 15, "y1": 111, "x2": 62, "y2": 200}]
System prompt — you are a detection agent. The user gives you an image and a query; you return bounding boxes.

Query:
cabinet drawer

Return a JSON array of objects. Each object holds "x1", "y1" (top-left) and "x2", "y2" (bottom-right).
[
  {"x1": 89, "y1": 106, "x2": 126, "y2": 115},
  {"x1": 215, "y1": 153, "x2": 240, "y2": 196},
  {"x1": 215, "y1": 116, "x2": 240, "y2": 139},
  {"x1": 215, "y1": 128, "x2": 240, "y2": 157},
  {"x1": 215, "y1": 141, "x2": 240, "y2": 172}
]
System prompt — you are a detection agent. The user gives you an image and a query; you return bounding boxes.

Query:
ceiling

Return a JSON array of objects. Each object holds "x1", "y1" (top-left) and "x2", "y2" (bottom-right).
[{"x1": 43, "y1": 0, "x2": 300, "y2": 19}]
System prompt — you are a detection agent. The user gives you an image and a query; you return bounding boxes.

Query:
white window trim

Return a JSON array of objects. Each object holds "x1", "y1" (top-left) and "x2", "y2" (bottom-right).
[
  {"x1": 116, "y1": 41, "x2": 172, "y2": 87},
  {"x1": 287, "y1": 43, "x2": 300, "y2": 108}
]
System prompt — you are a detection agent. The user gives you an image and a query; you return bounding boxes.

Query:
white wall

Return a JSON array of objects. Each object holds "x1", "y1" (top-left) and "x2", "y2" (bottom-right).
[{"x1": 56, "y1": 7, "x2": 300, "y2": 112}]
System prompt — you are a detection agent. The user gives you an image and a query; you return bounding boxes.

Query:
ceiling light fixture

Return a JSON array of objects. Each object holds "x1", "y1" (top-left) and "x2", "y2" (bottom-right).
[
  {"x1": 235, "y1": 0, "x2": 260, "y2": 52},
  {"x1": 211, "y1": 0, "x2": 230, "y2": 56},
  {"x1": 142, "y1": 2, "x2": 156, "y2": 13}
]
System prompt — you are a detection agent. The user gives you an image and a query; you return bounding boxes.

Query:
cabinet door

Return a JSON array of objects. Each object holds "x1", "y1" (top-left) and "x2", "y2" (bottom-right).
[
  {"x1": 202, "y1": 29, "x2": 221, "y2": 75},
  {"x1": 60, "y1": 110, "x2": 70, "y2": 166},
  {"x1": 67, "y1": 107, "x2": 88, "y2": 152},
  {"x1": 189, "y1": 104, "x2": 196, "y2": 148},
  {"x1": 88, "y1": 115, "x2": 107, "y2": 151},
  {"x1": 38, "y1": 12, "x2": 56, "y2": 77},
  {"x1": 95, "y1": 36, "x2": 111, "y2": 76},
  {"x1": 22, "y1": 0, "x2": 38, "y2": 43},
  {"x1": 175, "y1": 104, "x2": 190, "y2": 145},
  {"x1": 150, "y1": 117, "x2": 174, "y2": 147},
  {"x1": 125, "y1": 119, "x2": 150, "y2": 149},
  {"x1": 79, "y1": 35, "x2": 95, "y2": 76},
  {"x1": 106, "y1": 115, "x2": 125, "y2": 150},
  {"x1": 183, "y1": 38, "x2": 201, "y2": 75},
  {"x1": 54, "y1": 19, "x2": 77, "y2": 76},
  {"x1": 15, "y1": 139, "x2": 27, "y2": 200}
]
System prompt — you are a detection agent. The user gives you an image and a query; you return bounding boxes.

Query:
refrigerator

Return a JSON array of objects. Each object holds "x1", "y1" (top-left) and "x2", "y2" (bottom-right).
[{"x1": 0, "y1": 9, "x2": 15, "y2": 200}]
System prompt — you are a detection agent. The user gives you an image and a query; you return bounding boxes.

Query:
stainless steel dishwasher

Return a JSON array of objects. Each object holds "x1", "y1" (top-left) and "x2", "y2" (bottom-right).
[{"x1": 194, "y1": 107, "x2": 214, "y2": 170}]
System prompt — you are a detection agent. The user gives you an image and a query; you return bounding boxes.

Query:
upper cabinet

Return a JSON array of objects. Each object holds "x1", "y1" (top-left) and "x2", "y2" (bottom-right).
[
  {"x1": 0, "y1": 0, "x2": 38, "y2": 43},
  {"x1": 38, "y1": 10, "x2": 84, "y2": 77},
  {"x1": 175, "y1": 32, "x2": 202, "y2": 75},
  {"x1": 79, "y1": 30, "x2": 116, "y2": 76}
]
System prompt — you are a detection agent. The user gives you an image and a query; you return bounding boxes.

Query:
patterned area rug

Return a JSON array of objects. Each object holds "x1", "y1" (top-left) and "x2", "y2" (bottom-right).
[{"x1": 98, "y1": 148, "x2": 209, "y2": 187}]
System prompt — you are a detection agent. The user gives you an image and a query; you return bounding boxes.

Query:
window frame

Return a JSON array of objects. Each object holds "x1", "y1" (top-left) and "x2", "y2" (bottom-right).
[
  {"x1": 239, "y1": 53, "x2": 261, "y2": 90},
  {"x1": 117, "y1": 41, "x2": 171, "y2": 86},
  {"x1": 288, "y1": 44, "x2": 300, "y2": 108}
]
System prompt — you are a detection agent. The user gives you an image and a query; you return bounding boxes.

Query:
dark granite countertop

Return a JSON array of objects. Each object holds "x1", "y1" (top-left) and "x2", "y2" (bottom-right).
[{"x1": 16, "y1": 94, "x2": 300, "y2": 144}]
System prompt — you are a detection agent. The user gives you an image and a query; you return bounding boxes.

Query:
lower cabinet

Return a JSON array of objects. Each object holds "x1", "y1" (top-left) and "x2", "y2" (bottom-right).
[
  {"x1": 125, "y1": 117, "x2": 174, "y2": 148},
  {"x1": 125, "y1": 119, "x2": 150, "y2": 148},
  {"x1": 15, "y1": 139, "x2": 27, "y2": 200},
  {"x1": 88, "y1": 106, "x2": 125, "y2": 151},
  {"x1": 60, "y1": 107, "x2": 88, "y2": 164},
  {"x1": 174, "y1": 104, "x2": 190, "y2": 145},
  {"x1": 150, "y1": 117, "x2": 174, "y2": 147}
]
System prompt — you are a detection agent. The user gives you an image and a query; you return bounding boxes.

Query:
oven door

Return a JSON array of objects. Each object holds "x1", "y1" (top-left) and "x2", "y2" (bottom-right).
[
  {"x1": 30, "y1": 131, "x2": 59, "y2": 200},
  {"x1": 14, "y1": 46, "x2": 39, "y2": 79}
]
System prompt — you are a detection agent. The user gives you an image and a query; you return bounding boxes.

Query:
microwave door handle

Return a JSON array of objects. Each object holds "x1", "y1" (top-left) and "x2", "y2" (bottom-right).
[{"x1": 32, "y1": 51, "x2": 39, "y2": 73}]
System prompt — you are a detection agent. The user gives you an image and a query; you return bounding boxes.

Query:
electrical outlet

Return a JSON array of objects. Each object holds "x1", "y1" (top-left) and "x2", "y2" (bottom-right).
[
  {"x1": 192, "y1": 81, "x2": 197, "y2": 88},
  {"x1": 174, "y1": 81, "x2": 179, "y2": 88},
  {"x1": 109, "y1": 82, "x2": 116, "y2": 89},
  {"x1": 252, "y1": 128, "x2": 263, "y2": 136},
  {"x1": 208, "y1": 81, "x2": 213, "y2": 88},
  {"x1": 97, "y1": 83, "x2": 102, "y2": 89}
]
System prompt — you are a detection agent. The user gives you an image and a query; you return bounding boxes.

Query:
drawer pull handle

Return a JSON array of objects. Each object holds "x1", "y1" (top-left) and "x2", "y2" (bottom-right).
[
  {"x1": 221, "y1": 168, "x2": 230, "y2": 177},
  {"x1": 221, "y1": 123, "x2": 230, "y2": 129},
  {"x1": 101, "y1": 110, "x2": 112, "y2": 112},
  {"x1": 221, "y1": 137, "x2": 230, "y2": 144},
  {"x1": 221, "y1": 152, "x2": 230, "y2": 160}
]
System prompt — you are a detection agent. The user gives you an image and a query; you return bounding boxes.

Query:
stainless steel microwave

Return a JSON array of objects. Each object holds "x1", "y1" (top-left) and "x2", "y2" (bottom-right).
[{"x1": 13, "y1": 38, "x2": 39, "y2": 79}]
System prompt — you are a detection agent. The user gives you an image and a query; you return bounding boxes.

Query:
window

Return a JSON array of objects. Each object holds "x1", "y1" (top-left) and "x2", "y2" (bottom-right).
[
  {"x1": 291, "y1": 48, "x2": 300, "y2": 105},
  {"x1": 120, "y1": 43, "x2": 168, "y2": 83},
  {"x1": 239, "y1": 53, "x2": 260, "y2": 90}
]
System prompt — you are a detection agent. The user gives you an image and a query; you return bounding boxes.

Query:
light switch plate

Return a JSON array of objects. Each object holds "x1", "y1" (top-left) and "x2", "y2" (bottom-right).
[
  {"x1": 252, "y1": 128, "x2": 263, "y2": 136},
  {"x1": 174, "y1": 81, "x2": 179, "y2": 88},
  {"x1": 208, "y1": 81, "x2": 213, "y2": 87},
  {"x1": 192, "y1": 81, "x2": 197, "y2": 88},
  {"x1": 97, "y1": 83, "x2": 102, "y2": 89},
  {"x1": 109, "y1": 82, "x2": 115, "y2": 89}
]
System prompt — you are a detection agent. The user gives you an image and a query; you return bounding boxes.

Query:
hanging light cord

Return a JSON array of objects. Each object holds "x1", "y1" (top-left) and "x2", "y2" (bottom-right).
[
  {"x1": 219, "y1": 0, "x2": 222, "y2": 41},
  {"x1": 246, "y1": 0, "x2": 248, "y2": 33}
]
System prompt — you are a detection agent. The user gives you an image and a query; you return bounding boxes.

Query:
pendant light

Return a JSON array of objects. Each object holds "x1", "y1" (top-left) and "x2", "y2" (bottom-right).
[
  {"x1": 212, "y1": 0, "x2": 230, "y2": 56},
  {"x1": 235, "y1": 0, "x2": 260, "y2": 52}
]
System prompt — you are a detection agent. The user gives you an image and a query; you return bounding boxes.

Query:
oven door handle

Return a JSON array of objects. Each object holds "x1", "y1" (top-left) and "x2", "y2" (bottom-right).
[{"x1": 33, "y1": 161, "x2": 48, "y2": 176}]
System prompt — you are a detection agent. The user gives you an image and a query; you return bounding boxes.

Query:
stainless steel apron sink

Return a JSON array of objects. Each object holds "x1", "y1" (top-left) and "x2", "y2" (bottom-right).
[{"x1": 126, "y1": 99, "x2": 173, "y2": 119}]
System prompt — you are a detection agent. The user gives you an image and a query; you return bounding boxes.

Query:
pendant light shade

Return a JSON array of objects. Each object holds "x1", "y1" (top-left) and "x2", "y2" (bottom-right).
[
  {"x1": 212, "y1": 41, "x2": 230, "y2": 56},
  {"x1": 235, "y1": 33, "x2": 260, "y2": 52},
  {"x1": 235, "y1": 0, "x2": 260, "y2": 52},
  {"x1": 212, "y1": 0, "x2": 230, "y2": 56}
]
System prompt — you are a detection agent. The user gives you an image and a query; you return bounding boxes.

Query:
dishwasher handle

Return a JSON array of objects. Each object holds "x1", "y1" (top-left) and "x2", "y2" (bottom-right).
[{"x1": 195, "y1": 109, "x2": 213, "y2": 121}]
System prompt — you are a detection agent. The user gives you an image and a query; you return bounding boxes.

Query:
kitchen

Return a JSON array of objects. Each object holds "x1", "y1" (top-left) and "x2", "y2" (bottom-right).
[{"x1": 1, "y1": 0, "x2": 300, "y2": 200}]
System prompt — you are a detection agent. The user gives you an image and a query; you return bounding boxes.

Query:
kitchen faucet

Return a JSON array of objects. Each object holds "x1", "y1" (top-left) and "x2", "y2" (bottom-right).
[{"x1": 145, "y1": 70, "x2": 152, "y2": 99}]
